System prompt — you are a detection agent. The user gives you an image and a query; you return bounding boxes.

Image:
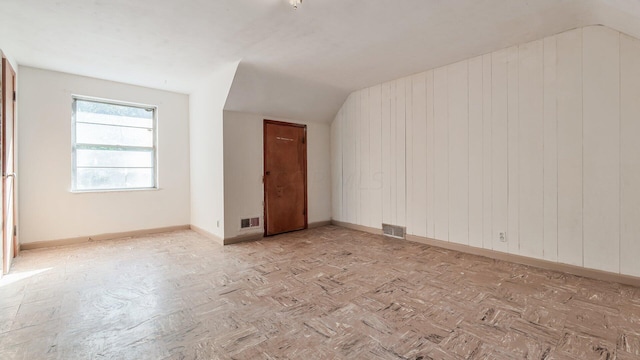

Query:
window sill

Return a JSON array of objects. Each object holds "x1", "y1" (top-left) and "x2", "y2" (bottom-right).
[{"x1": 70, "y1": 187, "x2": 160, "y2": 194}]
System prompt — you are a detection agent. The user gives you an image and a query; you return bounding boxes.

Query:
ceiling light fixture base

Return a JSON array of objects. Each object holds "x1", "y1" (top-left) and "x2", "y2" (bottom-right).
[{"x1": 290, "y1": 0, "x2": 302, "y2": 10}]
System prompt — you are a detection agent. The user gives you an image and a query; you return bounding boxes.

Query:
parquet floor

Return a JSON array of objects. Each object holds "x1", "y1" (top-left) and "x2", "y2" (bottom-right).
[{"x1": 1, "y1": 226, "x2": 639, "y2": 359}]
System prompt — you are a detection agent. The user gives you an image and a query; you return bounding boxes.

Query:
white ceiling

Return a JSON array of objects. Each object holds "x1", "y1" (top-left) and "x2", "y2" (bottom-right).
[{"x1": 2, "y1": 0, "x2": 640, "y2": 121}]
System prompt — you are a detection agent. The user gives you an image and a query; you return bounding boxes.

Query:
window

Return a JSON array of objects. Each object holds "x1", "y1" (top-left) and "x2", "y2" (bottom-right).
[{"x1": 72, "y1": 96, "x2": 157, "y2": 191}]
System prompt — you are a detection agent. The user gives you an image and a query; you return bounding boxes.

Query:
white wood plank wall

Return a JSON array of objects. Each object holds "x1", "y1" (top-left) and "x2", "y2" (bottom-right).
[
  {"x1": 448, "y1": 60, "x2": 469, "y2": 246},
  {"x1": 556, "y1": 28, "x2": 583, "y2": 267},
  {"x1": 331, "y1": 25, "x2": 640, "y2": 277},
  {"x1": 582, "y1": 26, "x2": 620, "y2": 274},
  {"x1": 620, "y1": 34, "x2": 640, "y2": 277}
]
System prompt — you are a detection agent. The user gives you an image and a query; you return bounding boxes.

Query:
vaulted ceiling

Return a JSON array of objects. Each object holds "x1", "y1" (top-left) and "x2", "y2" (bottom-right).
[{"x1": 1, "y1": 0, "x2": 640, "y2": 122}]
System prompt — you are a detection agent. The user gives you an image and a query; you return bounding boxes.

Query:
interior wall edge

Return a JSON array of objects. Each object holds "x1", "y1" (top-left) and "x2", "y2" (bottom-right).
[
  {"x1": 331, "y1": 220, "x2": 383, "y2": 236},
  {"x1": 309, "y1": 220, "x2": 332, "y2": 229},
  {"x1": 190, "y1": 224, "x2": 224, "y2": 246},
  {"x1": 223, "y1": 232, "x2": 263, "y2": 245}
]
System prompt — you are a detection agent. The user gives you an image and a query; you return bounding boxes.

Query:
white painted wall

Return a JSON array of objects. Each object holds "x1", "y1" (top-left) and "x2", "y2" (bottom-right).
[
  {"x1": 331, "y1": 25, "x2": 640, "y2": 277},
  {"x1": 223, "y1": 110, "x2": 331, "y2": 240},
  {"x1": 189, "y1": 62, "x2": 239, "y2": 240},
  {"x1": 18, "y1": 67, "x2": 190, "y2": 244}
]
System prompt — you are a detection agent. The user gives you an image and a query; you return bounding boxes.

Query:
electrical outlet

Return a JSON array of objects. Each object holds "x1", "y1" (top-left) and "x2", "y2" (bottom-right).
[
  {"x1": 498, "y1": 232, "x2": 507, "y2": 242},
  {"x1": 217, "y1": 220, "x2": 220, "y2": 228}
]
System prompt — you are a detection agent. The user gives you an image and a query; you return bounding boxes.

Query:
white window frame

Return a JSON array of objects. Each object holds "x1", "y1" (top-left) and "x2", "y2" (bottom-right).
[{"x1": 71, "y1": 95, "x2": 158, "y2": 192}]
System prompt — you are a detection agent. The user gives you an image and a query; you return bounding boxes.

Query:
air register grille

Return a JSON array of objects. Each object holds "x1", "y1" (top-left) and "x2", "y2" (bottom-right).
[
  {"x1": 241, "y1": 217, "x2": 260, "y2": 229},
  {"x1": 382, "y1": 224, "x2": 406, "y2": 239}
]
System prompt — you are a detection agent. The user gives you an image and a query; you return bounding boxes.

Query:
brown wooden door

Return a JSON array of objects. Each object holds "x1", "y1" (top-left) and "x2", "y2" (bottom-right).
[
  {"x1": 264, "y1": 120, "x2": 307, "y2": 236},
  {"x1": 2, "y1": 57, "x2": 16, "y2": 275}
]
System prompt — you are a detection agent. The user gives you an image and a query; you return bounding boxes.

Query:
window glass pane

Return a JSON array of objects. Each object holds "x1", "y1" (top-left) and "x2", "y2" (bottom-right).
[
  {"x1": 76, "y1": 111, "x2": 153, "y2": 129},
  {"x1": 76, "y1": 148, "x2": 153, "y2": 168},
  {"x1": 76, "y1": 123, "x2": 153, "y2": 147},
  {"x1": 75, "y1": 168, "x2": 154, "y2": 190},
  {"x1": 76, "y1": 100, "x2": 153, "y2": 119}
]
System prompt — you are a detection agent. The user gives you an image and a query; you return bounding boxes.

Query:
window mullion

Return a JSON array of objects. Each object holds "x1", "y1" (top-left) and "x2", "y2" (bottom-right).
[{"x1": 75, "y1": 143, "x2": 154, "y2": 152}]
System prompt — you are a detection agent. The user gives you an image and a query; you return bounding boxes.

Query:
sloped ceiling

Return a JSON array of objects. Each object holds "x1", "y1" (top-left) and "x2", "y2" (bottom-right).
[
  {"x1": 224, "y1": 62, "x2": 349, "y2": 124},
  {"x1": 1, "y1": 0, "x2": 640, "y2": 122}
]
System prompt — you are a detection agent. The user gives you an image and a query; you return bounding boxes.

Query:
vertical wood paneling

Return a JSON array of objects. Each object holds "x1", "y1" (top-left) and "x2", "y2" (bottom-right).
[
  {"x1": 434, "y1": 67, "x2": 449, "y2": 241},
  {"x1": 331, "y1": 109, "x2": 343, "y2": 221},
  {"x1": 556, "y1": 28, "x2": 583, "y2": 267},
  {"x1": 351, "y1": 94, "x2": 358, "y2": 224},
  {"x1": 405, "y1": 77, "x2": 415, "y2": 235},
  {"x1": 343, "y1": 93, "x2": 357, "y2": 224},
  {"x1": 492, "y1": 49, "x2": 509, "y2": 253},
  {"x1": 507, "y1": 46, "x2": 520, "y2": 254},
  {"x1": 396, "y1": 78, "x2": 407, "y2": 226},
  {"x1": 426, "y1": 71, "x2": 436, "y2": 238},
  {"x1": 620, "y1": 34, "x2": 640, "y2": 277},
  {"x1": 389, "y1": 82, "x2": 397, "y2": 225},
  {"x1": 582, "y1": 26, "x2": 620, "y2": 273},
  {"x1": 448, "y1": 61, "x2": 470, "y2": 245},
  {"x1": 518, "y1": 40, "x2": 544, "y2": 259},
  {"x1": 469, "y1": 56, "x2": 484, "y2": 249},
  {"x1": 340, "y1": 95, "x2": 347, "y2": 223},
  {"x1": 369, "y1": 85, "x2": 383, "y2": 228},
  {"x1": 341, "y1": 97, "x2": 348, "y2": 223},
  {"x1": 354, "y1": 91, "x2": 361, "y2": 225},
  {"x1": 404, "y1": 77, "x2": 413, "y2": 231},
  {"x1": 381, "y1": 83, "x2": 392, "y2": 225},
  {"x1": 411, "y1": 73, "x2": 428, "y2": 237},
  {"x1": 482, "y1": 54, "x2": 493, "y2": 249},
  {"x1": 333, "y1": 25, "x2": 640, "y2": 277},
  {"x1": 543, "y1": 36, "x2": 559, "y2": 262},
  {"x1": 359, "y1": 89, "x2": 370, "y2": 227}
]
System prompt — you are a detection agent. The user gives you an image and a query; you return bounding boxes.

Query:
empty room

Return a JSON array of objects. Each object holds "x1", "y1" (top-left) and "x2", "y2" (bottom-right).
[{"x1": 1, "y1": 0, "x2": 640, "y2": 358}]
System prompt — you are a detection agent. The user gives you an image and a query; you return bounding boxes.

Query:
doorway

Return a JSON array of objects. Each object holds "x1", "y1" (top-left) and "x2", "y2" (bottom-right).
[
  {"x1": 2, "y1": 56, "x2": 16, "y2": 275},
  {"x1": 263, "y1": 120, "x2": 307, "y2": 236}
]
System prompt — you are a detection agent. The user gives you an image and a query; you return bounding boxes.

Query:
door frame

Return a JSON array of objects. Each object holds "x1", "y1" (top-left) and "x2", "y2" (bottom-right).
[
  {"x1": 263, "y1": 119, "x2": 308, "y2": 237},
  {"x1": 2, "y1": 56, "x2": 17, "y2": 274}
]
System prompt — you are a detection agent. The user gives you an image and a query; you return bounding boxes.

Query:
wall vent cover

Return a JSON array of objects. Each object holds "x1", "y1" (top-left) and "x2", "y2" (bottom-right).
[
  {"x1": 241, "y1": 217, "x2": 260, "y2": 229},
  {"x1": 382, "y1": 224, "x2": 406, "y2": 239}
]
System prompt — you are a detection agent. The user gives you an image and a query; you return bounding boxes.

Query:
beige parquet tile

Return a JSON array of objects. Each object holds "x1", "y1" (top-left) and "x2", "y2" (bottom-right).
[{"x1": 1, "y1": 225, "x2": 639, "y2": 359}]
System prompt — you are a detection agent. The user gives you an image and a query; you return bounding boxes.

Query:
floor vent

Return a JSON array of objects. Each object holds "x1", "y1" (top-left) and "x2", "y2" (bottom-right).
[{"x1": 382, "y1": 224, "x2": 406, "y2": 239}]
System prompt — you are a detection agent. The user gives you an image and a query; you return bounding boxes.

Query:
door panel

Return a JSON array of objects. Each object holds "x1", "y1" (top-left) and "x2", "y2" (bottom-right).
[
  {"x1": 2, "y1": 57, "x2": 16, "y2": 274},
  {"x1": 264, "y1": 120, "x2": 307, "y2": 236}
]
